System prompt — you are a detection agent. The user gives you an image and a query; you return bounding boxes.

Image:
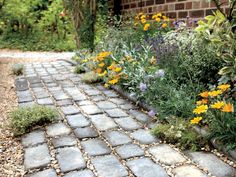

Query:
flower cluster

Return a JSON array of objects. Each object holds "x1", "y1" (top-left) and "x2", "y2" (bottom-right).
[
  {"x1": 190, "y1": 84, "x2": 234, "y2": 124},
  {"x1": 134, "y1": 12, "x2": 170, "y2": 32},
  {"x1": 93, "y1": 52, "x2": 123, "y2": 87}
]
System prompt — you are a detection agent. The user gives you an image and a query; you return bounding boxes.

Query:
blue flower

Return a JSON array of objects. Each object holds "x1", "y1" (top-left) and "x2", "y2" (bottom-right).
[
  {"x1": 155, "y1": 69, "x2": 165, "y2": 78},
  {"x1": 148, "y1": 110, "x2": 156, "y2": 117},
  {"x1": 139, "y1": 83, "x2": 147, "y2": 92}
]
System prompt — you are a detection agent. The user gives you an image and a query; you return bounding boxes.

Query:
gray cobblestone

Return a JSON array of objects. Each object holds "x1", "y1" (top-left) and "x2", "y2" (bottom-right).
[
  {"x1": 90, "y1": 114, "x2": 117, "y2": 131},
  {"x1": 52, "y1": 135, "x2": 77, "y2": 148},
  {"x1": 61, "y1": 105, "x2": 80, "y2": 115},
  {"x1": 24, "y1": 144, "x2": 51, "y2": 170},
  {"x1": 66, "y1": 114, "x2": 90, "y2": 128},
  {"x1": 129, "y1": 109, "x2": 152, "y2": 123},
  {"x1": 22, "y1": 130, "x2": 45, "y2": 147},
  {"x1": 114, "y1": 117, "x2": 142, "y2": 131},
  {"x1": 105, "y1": 108, "x2": 128, "y2": 118},
  {"x1": 74, "y1": 127, "x2": 98, "y2": 139},
  {"x1": 57, "y1": 147, "x2": 86, "y2": 173},
  {"x1": 64, "y1": 169, "x2": 94, "y2": 177},
  {"x1": 27, "y1": 169, "x2": 57, "y2": 177},
  {"x1": 46, "y1": 123, "x2": 71, "y2": 137},
  {"x1": 80, "y1": 105, "x2": 102, "y2": 115},
  {"x1": 103, "y1": 130, "x2": 132, "y2": 147},
  {"x1": 131, "y1": 129, "x2": 158, "y2": 144},
  {"x1": 81, "y1": 139, "x2": 111, "y2": 156},
  {"x1": 96, "y1": 101, "x2": 117, "y2": 110},
  {"x1": 115, "y1": 144, "x2": 144, "y2": 159},
  {"x1": 91, "y1": 155, "x2": 128, "y2": 177}
]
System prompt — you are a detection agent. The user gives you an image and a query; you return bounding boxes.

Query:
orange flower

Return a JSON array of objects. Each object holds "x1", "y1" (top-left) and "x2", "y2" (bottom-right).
[
  {"x1": 162, "y1": 23, "x2": 167, "y2": 28},
  {"x1": 221, "y1": 103, "x2": 234, "y2": 113},
  {"x1": 98, "y1": 62, "x2": 105, "y2": 67},
  {"x1": 199, "y1": 91, "x2": 209, "y2": 98},
  {"x1": 95, "y1": 68, "x2": 102, "y2": 74},
  {"x1": 196, "y1": 99, "x2": 208, "y2": 105}
]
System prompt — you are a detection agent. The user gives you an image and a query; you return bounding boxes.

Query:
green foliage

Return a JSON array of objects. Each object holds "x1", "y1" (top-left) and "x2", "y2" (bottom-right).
[
  {"x1": 195, "y1": 10, "x2": 236, "y2": 82},
  {"x1": 74, "y1": 65, "x2": 86, "y2": 74},
  {"x1": 9, "y1": 105, "x2": 57, "y2": 136},
  {"x1": 82, "y1": 71, "x2": 101, "y2": 84},
  {"x1": 152, "y1": 117, "x2": 207, "y2": 151},
  {"x1": 0, "y1": 0, "x2": 76, "y2": 51},
  {"x1": 12, "y1": 64, "x2": 24, "y2": 76}
]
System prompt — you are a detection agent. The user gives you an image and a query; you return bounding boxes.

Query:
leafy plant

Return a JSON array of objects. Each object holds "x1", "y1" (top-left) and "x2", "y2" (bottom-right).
[
  {"x1": 12, "y1": 64, "x2": 24, "y2": 75},
  {"x1": 74, "y1": 65, "x2": 86, "y2": 74},
  {"x1": 152, "y1": 117, "x2": 207, "y2": 151},
  {"x1": 9, "y1": 105, "x2": 57, "y2": 136},
  {"x1": 81, "y1": 71, "x2": 101, "y2": 84}
]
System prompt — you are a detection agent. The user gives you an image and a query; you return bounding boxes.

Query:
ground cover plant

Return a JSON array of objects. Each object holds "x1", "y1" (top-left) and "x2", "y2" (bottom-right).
[
  {"x1": 9, "y1": 105, "x2": 57, "y2": 136},
  {"x1": 76, "y1": 7, "x2": 236, "y2": 151}
]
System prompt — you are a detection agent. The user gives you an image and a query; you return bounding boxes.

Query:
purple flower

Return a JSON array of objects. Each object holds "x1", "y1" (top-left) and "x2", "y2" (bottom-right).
[
  {"x1": 139, "y1": 83, "x2": 147, "y2": 92},
  {"x1": 148, "y1": 110, "x2": 156, "y2": 117},
  {"x1": 155, "y1": 69, "x2": 165, "y2": 78}
]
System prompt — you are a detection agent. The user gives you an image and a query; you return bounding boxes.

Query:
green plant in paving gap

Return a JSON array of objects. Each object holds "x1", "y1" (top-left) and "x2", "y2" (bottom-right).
[
  {"x1": 81, "y1": 71, "x2": 102, "y2": 84},
  {"x1": 12, "y1": 64, "x2": 24, "y2": 76},
  {"x1": 9, "y1": 105, "x2": 58, "y2": 136}
]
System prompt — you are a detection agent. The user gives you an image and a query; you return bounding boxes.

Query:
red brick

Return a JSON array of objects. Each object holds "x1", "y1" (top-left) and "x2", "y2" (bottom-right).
[
  {"x1": 186, "y1": 2, "x2": 192, "y2": 9},
  {"x1": 146, "y1": 0, "x2": 155, "y2": 6},
  {"x1": 190, "y1": 10, "x2": 204, "y2": 18},
  {"x1": 166, "y1": 0, "x2": 176, "y2": 3},
  {"x1": 175, "y1": 3, "x2": 185, "y2": 10},
  {"x1": 166, "y1": 12, "x2": 177, "y2": 18},
  {"x1": 178, "y1": 11, "x2": 188, "y2": 18},
  {"x1": 201, "y1": 1, "x2": 209, "y2": 8},
  {"x1": 206, "y1": 8, "x2": 217, "y2": 16},
  {"x1": 192, "y1": 1, "x2": 200, "y2": 9},
  {"x1": 155, "y1": 0, "x2": 165, "y2": 4}
]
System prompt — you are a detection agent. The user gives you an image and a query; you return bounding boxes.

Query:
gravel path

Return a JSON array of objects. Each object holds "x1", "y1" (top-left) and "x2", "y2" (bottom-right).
[{"x1": 14, "y1": 60, "x2": 236, "y2": 177}]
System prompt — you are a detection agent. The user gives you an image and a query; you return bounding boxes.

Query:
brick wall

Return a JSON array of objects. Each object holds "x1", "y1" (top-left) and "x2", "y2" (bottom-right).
[{"x1": 108, "y1": 0, "x2": 229, "y2": 20}]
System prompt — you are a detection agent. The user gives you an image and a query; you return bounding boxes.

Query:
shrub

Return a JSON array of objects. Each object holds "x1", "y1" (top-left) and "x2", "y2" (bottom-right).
[
  {"x1": 81, "y1": 71, "x2": 102, "y2": 84},
  {"x1": 9, "y1": 105, "x2": 57, "y2": 136},
  {"x1": 12, "y1": 64, "x2": 24, "y2": 75},
  {"x1": 74, "y1": 65, "x2": 86, "y2": 74},
  {"x1": 152, "y1": 117, "x2": 207, "y2": 151}
]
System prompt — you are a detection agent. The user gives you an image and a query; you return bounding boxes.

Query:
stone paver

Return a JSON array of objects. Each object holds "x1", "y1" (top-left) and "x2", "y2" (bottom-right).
[
  {"x1": 24, "y1": 144, "x2": 51, "y2": 170},
  {"x1": 18, "y1": 60, "x2": 235, "y2": 177},
  {"x1": 80, "y1": 105, "x2": 103, "y2": 115},
  {"x1": 172, "y1": 165, "x2": 208, "y2": 177},
  {"x1": 52, "y1": 135, "x2": 77, "y2": 148},
  {"x1": 115, "y1": 144, "x2": 144, "y2": 159},
  {"x1": 127, "y1": 158, "x2": 168, "y2": 177},
  {"x1": 90, "y1": 114, "x2": 117, "y2": 131},
  {"x1": 114, "y1": 117, "x2": 141, "y2": 131},
  {"x1": 91, "y1": 155, "x2": 128, "y2": 177},
  {"x1": 149, "y1": 144, "x2": 186, "y2": 165},
  {"x1": 96, "y1": 101, "x2": 117, "y2": 110},
  {"x1": 105, "y1": 108, "x2": 128, "y2": 118},
  {"x1": 57, "y1": 147, "x2": 86, "y2": 173},
  {"x1": 66, "y1": 114, "x2": 90, "y2": 128},
  {"x1": 61, "y1": 105, "x2": 80, "y2": 115},
  {"x1": 64, "y1": 169, "x2": 94, "y2": 177},
  {"x1": 27, "y1": 169, "x2": 57, "y2": 177},
  {"x1": 22, "y1": 130, "x2": 45, "y2": 147},
  {"x1": 46, "y1": 123, "x2": 71, "y2": 137},
  {"x1": 81, "y1": 139, "x2": 111, "y2": 156},
  {"x1": 129, "y1": 109, "x2": 152, "y2": 123},
  {"x1": 74, "y1": 127, "x2": 98, "y2": 139},
  {"x1": 131, "y1": 129, "x2": 158, "y2": 144},
  {"x1": 103, "y1": 130, "x2": 132, "y2": 147},
  {"x1": 187, "y1": 152, "x2": 236, "y2": 177}
]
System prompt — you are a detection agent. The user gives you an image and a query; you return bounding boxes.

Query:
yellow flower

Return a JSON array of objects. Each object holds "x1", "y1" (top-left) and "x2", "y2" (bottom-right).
[
  {"x1": 152, "y1": 15, "x2": 157, "y2": 19},
  {"x1": 108, "y1": 78, "x2": 119, "y2": 85},
  {"x1": 108, "y1": 63, "x2": 116, "y2": 70},
  {"x1": 221, "y1": 103, "x2": 234, "y2": 113},
  {"x1": 95, "y1": 68, "x2": 102, "y2": 74},
  {"x1": 141, "y1": 15, "x2": 146, "y2": 19},
  {"x1": 82, "y1": 59, "x2": 88, "y2": 63},
  {"x1": 134, "y1": 22, "x2": 138, "y2": 26},
  {"x1": 211, "y1": 101, "x2": 225, "y2": 109},
  {"x1": 199, "y1": 91, "x2": 209, "y2": 98},
  {"x1": 98, "y1": 51, "x2": 112, "y2": 58},
  {"x1": 196, "y1": 99, "x2": 208, "y2": 105},
  {"x1": 208, "y1": 90, "x2": 222, "y2": 97},
  {"x1": 164, "y1": 18, "x2": 170, "y2": 22},
  {"x1": 156, "y1": 18, "x2": 161, "y2": 23},
  {"x1": 114, "y1": 67, "x2": 122, "y2": 72},
  {"x1": 98, "y1": 62, "x2": 105, "y2": 67},
  {"x1": 217, "y1": 84, "x2": 231, "y2": 92},
  {"x1": 104, "y1": 83, "x2": 109, "y2": 88},
  {"x1": 141, "y1": 18, "x2": 146, "y2": 24},
  {"x1": 193, "y1": 105, "x2": 208, "y2": 114},
  {"x1": 156, "y1": 12, "x2": 162, "y2": 17},
  {"x1": 150, "y1": 56, "x2": 157, "y2": 64},
  {"x1": 162, "y1": 15, "x2": 167, "y2": 19},
  {"x1": 190, "y1": 117, "x2": 202, "y2": 124},
  {"x1": 143, "y1": 23, "x2": 150, "y2": 31},
  {"x1": 162, "y1": 23, "x2": 168, "y2": 28},
  {"x1": 98, "y1": 70, "x2": 107, "y2": 77}
]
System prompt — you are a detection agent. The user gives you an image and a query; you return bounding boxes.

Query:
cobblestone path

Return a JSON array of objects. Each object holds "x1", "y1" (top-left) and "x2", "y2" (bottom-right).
[{"x1": 15, "y1": 60, "x2": 236, "y2": 177}]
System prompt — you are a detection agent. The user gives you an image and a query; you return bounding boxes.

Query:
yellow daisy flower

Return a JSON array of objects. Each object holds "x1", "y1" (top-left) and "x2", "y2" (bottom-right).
[
  {"x1": 193, "y1": 105, "x2": 208, "y2": 114},
  {"x1": 211, "y1": 101, "x2": 225, "y2": 109},
  {"x1": 222, "y1": 103, "x2": 234, "y2": 113},
  {"x1": 190, "y1": 117, "x2": 202, "y2": 124}
]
